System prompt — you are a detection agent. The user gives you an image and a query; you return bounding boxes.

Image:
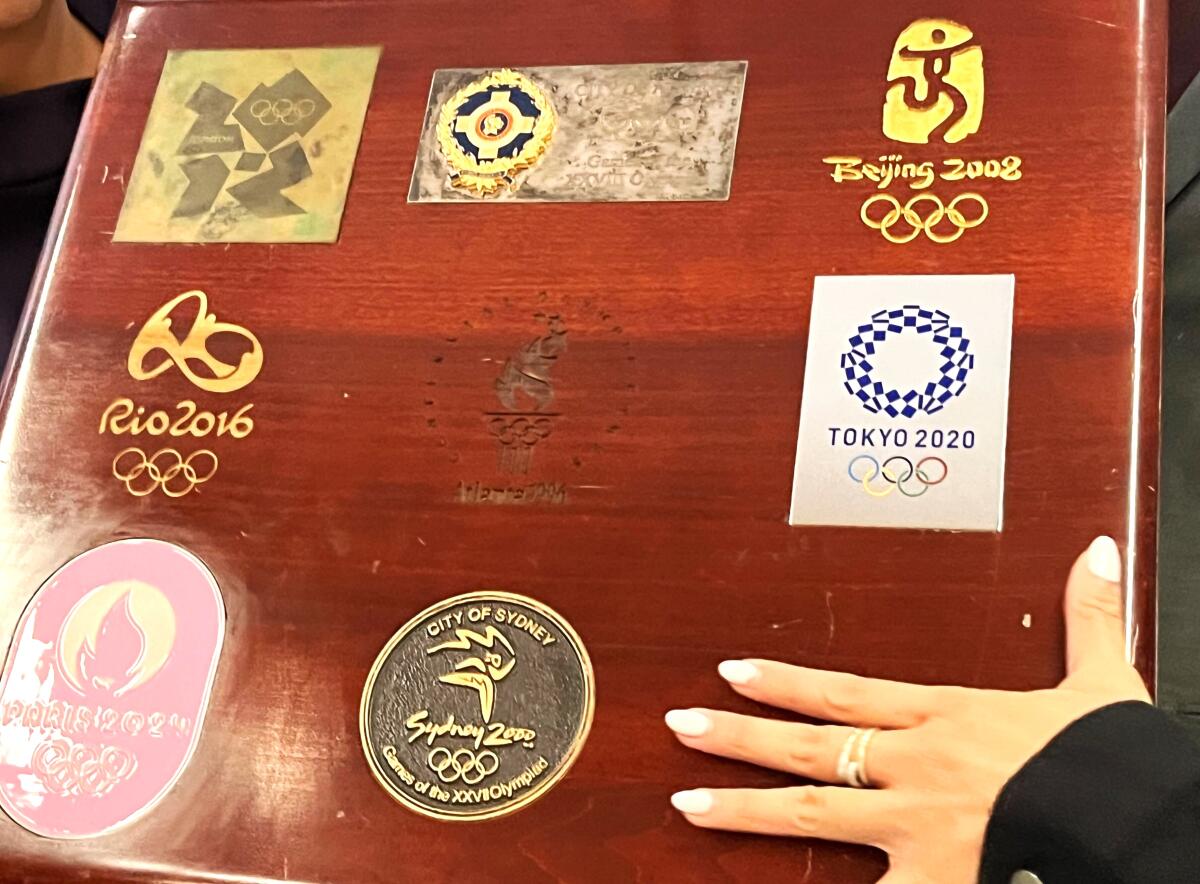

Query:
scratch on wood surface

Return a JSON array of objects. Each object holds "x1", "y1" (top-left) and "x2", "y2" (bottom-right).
[
  {"x1": 823, "y1": 591, "x2": 835, "y2": 652},
  {"x1": 1072, "y1": 13, "x2": 1119, "y2": 29},
  {"x1": 1043, "y1": 7, "x2": 1120, "y2": 29},
  {"x1": 770, "y1": 616, "x2": 804, "y2": 631},
  {"x1": 800, "y1": 846, "x2": 814, "y2": 881}
]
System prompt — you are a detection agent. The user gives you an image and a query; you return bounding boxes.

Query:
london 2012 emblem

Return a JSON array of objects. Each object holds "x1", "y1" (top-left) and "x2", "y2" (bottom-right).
[
  {"x1": 436, "y1": 69, "x2": 556, "y2": 197},
  {"x1": 360, "y1": 592, "x2": 594, "y2": 820}
]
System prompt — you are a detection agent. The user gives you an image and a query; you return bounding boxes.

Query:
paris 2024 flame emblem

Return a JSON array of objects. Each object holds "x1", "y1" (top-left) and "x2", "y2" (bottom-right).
[
  {"x1": 56, "y1": 581, "x2": 176, "y2": 699},
  {"x1": 0, "y1": 539, "x2": 225, "y2": 838},
  {"x1": 883, "y1": 19, "x2": 984, "y2": 145}
]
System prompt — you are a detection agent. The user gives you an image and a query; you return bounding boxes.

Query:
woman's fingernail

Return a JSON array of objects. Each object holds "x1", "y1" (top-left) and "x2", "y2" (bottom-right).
[
  {"x1": 1086, "y1": 535, "x2": 1122, "y2": 583},
  {"x1": 670, "y1": 789, "x2": 714, "y2": 815},
  {"x1": 665, "y1": 709, "x2": 712, "y2": 737},
  {"x1": 718, "y1": 659, "x2": 760, "y2": 685}
]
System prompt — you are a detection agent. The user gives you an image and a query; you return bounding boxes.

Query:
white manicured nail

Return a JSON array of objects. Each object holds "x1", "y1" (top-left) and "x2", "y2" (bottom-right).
[
  {"x1": 1086, "y1": 535, "x2": 1121, "y2": 583},
  {"x1": 671, "y1": 789, "x2": 713, "y2": 815},
  {"x1": 718, "y1": 659, "x2": 759, "y2": 685},
  {"x1": 665, "y1": 709, "x2": 712, "y2": 737}
]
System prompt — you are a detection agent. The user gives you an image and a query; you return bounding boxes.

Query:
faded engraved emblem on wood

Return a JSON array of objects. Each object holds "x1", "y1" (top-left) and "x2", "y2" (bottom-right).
[{"x1": 423, "y1": 296, "x2": 637, "y2": 506}]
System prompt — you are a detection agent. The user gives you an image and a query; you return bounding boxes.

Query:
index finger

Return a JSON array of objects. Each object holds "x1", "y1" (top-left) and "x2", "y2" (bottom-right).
[{"x1": 718, "y1": 659, "x2": 936, "y2": 728}]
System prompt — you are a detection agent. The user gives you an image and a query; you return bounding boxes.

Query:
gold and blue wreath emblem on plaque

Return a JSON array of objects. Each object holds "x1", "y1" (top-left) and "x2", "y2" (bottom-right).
[{"x1": 436, "y1": 68, "x2": 556, "y2": 197}]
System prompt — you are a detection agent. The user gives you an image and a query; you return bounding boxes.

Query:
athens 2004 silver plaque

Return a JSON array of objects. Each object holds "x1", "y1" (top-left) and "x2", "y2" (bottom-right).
[{"x1": 408, "y1": 61, "x2": 747, "y2": 203}]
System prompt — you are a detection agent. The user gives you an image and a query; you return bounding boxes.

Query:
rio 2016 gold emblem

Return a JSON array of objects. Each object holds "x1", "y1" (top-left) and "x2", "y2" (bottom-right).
[
  {"x1": 360, "y1": 591, "x2": 594, "y2": 820},
  {"x1": 436, "y1": 69, "x2": 556, "y2": 197},
  {"x1": 100, "y1": 290, "x2": 260, "y2": 498}
]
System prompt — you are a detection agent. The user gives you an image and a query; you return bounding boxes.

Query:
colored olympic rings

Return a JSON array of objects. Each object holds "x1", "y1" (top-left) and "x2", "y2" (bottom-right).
[
  {"x1": 860, "y1": 193, "x2": 988, "y2": 244},
  {"x1": 427, "y1": 747, "x2": 500, "y2": 785},
  {"x1": 249, "y1": 98, "x2": 316, "y2": 127},
  {"x1": 848, "y1": 454, "x2": 948, "y2": 498},
  {"x1": 32, "y1": 737, "x2": 138, "y2": 798},
  {"x1": 112, "y1": 447, "x2": 218, "y2": 498}
]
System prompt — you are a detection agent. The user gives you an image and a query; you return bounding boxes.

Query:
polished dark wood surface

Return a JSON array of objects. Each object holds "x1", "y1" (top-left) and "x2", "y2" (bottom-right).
[{"x1": 0, "y1": 1, "x2": 1166, "y2": 881}]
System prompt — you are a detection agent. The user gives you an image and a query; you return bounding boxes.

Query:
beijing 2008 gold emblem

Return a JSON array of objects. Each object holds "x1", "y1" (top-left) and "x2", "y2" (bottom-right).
[
  {"x1": 820, "y1": 17, "x2": 1023, "y2": 244},
  {"x1": 436, "y1": 69, "x2": 556, "y2": 197},
  {"x1": 360, "y1": 591, "x2": 594, "y2": 820}
]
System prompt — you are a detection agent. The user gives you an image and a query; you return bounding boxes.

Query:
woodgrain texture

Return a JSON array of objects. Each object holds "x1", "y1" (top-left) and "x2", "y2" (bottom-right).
[{"x1": 0, "y1": 1, "x2": 1165, "y2": 881}]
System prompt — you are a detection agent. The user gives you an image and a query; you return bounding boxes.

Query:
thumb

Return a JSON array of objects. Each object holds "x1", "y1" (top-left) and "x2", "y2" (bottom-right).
[{"x1": 1062, "y1": 535, "x2": 1127, "y2": 680}]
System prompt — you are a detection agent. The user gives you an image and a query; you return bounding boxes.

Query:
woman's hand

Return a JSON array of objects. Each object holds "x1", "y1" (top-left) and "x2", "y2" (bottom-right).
[{"x1": 665, "y1": 536, "x2": 1151, "y2": 883}]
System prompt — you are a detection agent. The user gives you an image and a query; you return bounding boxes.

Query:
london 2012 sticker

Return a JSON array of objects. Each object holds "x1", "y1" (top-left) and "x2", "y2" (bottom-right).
[
  {"x1": 114, "y1": 47, "x2": 380, "y2": 243},
  {"x1": 788, "y1": 275, "x2": 1014, "y2": 532}
]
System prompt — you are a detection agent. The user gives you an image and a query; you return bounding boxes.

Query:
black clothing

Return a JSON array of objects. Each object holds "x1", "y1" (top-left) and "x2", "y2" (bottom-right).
[
  {"x1": 0, "y1": 0, "x2": 115, "y2": 367},
  {"x1": 981, "y1": 701, "x2": 1200, "y2": 883}
]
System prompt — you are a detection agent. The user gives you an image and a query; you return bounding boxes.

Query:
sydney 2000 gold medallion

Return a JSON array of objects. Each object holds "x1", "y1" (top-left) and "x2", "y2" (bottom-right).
[{"x1": 360, "y1": 591, "x2": 594, "y2": 820}]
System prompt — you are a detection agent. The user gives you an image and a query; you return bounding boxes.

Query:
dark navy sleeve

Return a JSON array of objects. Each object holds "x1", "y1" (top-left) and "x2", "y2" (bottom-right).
[{"x1": 980, "y1": 701, "x2": 1200, "y2": 884}]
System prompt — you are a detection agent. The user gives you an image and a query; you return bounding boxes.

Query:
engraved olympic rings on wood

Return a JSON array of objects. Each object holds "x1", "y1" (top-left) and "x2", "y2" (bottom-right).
[
  {"x1": 488, "y1": 415, "x2": 555, "y2": 448},
  {"x1": 112, "y1": 447, "x2": 218, "y2": 498},
  {"x1": 427, "y1": 747, "x2": 501, "y2": 785},
  {"x1": 859, "y1": 192, "x2": 988, "y2": 244},
  {"x1": 249, "y1": 97, "x2": 316, "y2": 127},
  {"x1": 31, "y1": 736, "x2": 138, "y2": 798},
  {"x1": 848, "y1": 454, "x2": 948, "y2": 498}
]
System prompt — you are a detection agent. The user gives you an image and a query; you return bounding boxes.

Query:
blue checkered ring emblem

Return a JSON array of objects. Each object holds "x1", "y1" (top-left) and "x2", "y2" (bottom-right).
[{"x1": 840, "y1": 305, "x2": 974, "y2": 418}]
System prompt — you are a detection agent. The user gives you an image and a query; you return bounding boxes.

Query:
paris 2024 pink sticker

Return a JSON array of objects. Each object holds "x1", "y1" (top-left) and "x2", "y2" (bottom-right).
[{"x1": 0, "y1": 539, "x2": 225, "y2": 838}]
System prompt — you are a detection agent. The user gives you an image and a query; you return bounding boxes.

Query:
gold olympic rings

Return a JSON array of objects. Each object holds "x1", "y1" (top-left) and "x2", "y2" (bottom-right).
[
  {"x1": 427, "y1": 747, "x2": 500, "y2": 785},
  {"x1": 112, "y1": 447, "x2": 218, "y2": 498},
  {"x1": 860, "y1": 192, "x2": 989, "y2": 244}
]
